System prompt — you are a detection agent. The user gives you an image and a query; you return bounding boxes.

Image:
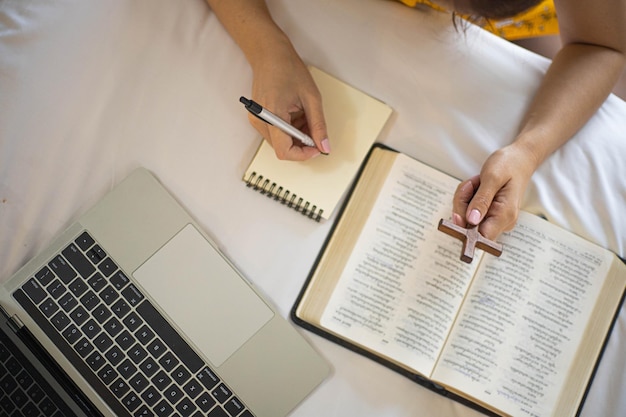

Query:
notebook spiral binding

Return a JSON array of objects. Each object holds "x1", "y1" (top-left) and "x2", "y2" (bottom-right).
[{"x1": 245, "y1": 171, "x2": 323, "y2": 222}]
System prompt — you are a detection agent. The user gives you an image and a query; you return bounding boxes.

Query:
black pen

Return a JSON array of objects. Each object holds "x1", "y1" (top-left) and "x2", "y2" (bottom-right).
[{"x1": 239, "y1": 96, "x2": 316, "y2": 148}]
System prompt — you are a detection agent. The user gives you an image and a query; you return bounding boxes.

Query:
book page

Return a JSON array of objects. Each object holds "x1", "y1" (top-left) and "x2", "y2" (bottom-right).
[
  {"x1": 432, "y1": 211, "x2": 615, "y2": 417},
  {"x1": 320, "y1": 153, "x2": 481, "y2": 376}
]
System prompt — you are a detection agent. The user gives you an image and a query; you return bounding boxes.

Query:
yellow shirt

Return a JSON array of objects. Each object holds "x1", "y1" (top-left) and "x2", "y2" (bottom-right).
[{"x1": 397, "y1": 0, "x2": 559, "y2": 40}]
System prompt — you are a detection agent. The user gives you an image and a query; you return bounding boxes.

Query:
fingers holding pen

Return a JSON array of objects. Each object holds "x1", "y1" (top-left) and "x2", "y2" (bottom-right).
[{"x1": 242, "y1": 92, "x2": 330, "y2": 161}]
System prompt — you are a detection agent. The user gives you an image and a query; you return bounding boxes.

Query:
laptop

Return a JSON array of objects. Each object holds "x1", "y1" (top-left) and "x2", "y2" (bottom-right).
[{"x1": 0, "y1": 168, "x2": 329, "y2": 417}]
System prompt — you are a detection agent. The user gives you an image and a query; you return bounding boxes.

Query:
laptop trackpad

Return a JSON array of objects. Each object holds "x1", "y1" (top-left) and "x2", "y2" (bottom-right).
[{"x1": 133, "y1": 224, "x2": 273, "y2": 367}]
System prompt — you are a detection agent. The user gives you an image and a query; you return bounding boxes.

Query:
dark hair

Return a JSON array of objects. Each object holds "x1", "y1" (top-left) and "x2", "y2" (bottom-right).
[
  {"x1": 451, "y1": 0, "x2": 543, "y2": 33},
  {"x1": 465, "y1": 0, "x2": 543, "y2": 19}
]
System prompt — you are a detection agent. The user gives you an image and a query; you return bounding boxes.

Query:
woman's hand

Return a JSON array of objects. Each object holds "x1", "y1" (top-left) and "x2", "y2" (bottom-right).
[
  {"x1": 452, "y1": 142, "x2": 538, "y2": 240},
  {"x1": 248, "y1": 37, "x2": 330, "y2": 161},
  {"x1": 206, "y1": 0, "x2": 330, "y2": 161}
]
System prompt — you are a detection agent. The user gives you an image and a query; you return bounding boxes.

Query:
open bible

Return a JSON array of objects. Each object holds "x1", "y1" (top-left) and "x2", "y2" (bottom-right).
[{"x1": 292, "y1": 145, "x2": 626, "y2": 417}]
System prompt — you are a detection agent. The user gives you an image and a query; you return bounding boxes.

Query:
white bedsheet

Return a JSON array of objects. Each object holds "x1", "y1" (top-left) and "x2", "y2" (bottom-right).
[{"x1": 1, "y1": 0, "x2": 625, "y2": 416}]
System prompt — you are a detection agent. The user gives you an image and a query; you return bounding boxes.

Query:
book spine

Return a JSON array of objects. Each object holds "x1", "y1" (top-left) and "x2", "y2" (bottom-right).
[{"x1": 244, "y1": 171, "x2": 323, "y2": 221}]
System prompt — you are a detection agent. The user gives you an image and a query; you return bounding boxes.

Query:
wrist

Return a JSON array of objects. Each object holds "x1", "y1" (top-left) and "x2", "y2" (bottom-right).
[{"x1": 511, "y1": 130, "x2": 552, "y2": 171}]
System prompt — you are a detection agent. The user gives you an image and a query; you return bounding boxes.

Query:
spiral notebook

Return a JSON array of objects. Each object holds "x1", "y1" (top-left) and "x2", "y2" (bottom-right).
[{"x1": 242, "y1": 66, "x2": 393, "y2": 221}]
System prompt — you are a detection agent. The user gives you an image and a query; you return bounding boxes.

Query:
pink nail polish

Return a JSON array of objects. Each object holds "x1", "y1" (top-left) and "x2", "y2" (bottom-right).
[
  {"x1": 320, "y1": 138, "x2": 331, "y2": 154},
  {"x1": 468, "y1": 209, "x2": 481, "y2": 225}
]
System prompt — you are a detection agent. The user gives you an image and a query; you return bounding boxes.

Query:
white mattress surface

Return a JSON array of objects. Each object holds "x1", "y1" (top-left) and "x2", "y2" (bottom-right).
[{"x1": 1, "y1": 0, "x2": 625, "y2": 416}]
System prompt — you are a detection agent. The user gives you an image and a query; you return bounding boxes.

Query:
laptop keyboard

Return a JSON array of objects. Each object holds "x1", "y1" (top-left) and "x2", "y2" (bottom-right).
[
  {"x1": 0, "y1": 335, "x2": 77, "y2": 417},
  {"x1": 12, "y1": 231, "x2": 254, "y2": 417}
]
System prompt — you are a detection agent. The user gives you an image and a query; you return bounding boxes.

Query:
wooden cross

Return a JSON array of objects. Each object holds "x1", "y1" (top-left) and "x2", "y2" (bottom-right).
[{"x1": 437, "y1": 218, "x2": 503, "y2": 263}]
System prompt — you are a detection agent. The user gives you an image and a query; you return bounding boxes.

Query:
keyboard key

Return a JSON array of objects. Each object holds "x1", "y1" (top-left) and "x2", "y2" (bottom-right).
[
  {"x1": 70, "y1": 305, "x2": 89, "y2": 326},
  {"x1": 16, "y1": 370, "x2": 34, "y2": 390},
  {"x1": 141, "y1": 385, "x2": 161, "y2": 406},
  {"x1": 0, "y1": 342, "x2": 9, "y2": 361},
  {"x1": 68, "y1": 277, "x2": 89, "y2": 297},
  {"x1": 111, "y1": 299, "x2": 131, "y2": 318},
  {"x1": 105, "y1": 346, "x2": 125, "y2": 366},
  {"x1": 139, "y1": 357, "x2": 159, "y2": 377},
  {"x1": 129, "y1": 372, "x2": 150, "y2": 393},
  {"x1": 98, "y1": 364, "x2": 118, "y2": 386},
  {"x1": 103, "y1": 317, "x2": 123, "y2": 337},
  {"x1": 35, "y1": 266, "x2": 54, "y2": 286},
  {"x1": 136, "y1": 300, "x2": 204, "y2": 373},
  {"x1": 62, "y1": 243, "x2": 95, "y2": 279},
  {"x1": 58, "y1": 292, "x2": 78, "y2": 312},
  {"x1": 47, "y1": 279, "x2": 66, "y2": 300},
  {"x1": 50, "y1": 311, "x2": 70, "y2": 331},
  {"x1": 98, "y1": 258, "x2": 118, "y2": 277},
  {"x1": 11, "y1": 387, "x2": 28, "y2": 408},
  {"x1": 134, "y1": 404, "x2": 153, "y2": 417},
  {"x1": 224, "y1": 397, "x2": 245, "y2": 417},
  {"x1": 122, "y1": 285, "x2": 144, "y2": 307},
  {"x1": 92, "y1": 304, "x2": 112, "y2": 324},
  {"x1": 135, "y1": 325, "x2": 155, "y2": 345},
  {"x1": 195, "y1": 392, "x2": 216, "y2": 412},
  {"x1": 86, "y1": 245, "x2": 106, "y2": 264},
  {"x1": 39, "y1": 298, "x2": 59, "y2": 318},
  {"x1": 86, "y1": 351, "x2": 106, "y2": 371},
  {"x1": 115, "y1": 330, "x2": 135, "y2": 351},
  {"x1": 0, "y1": 396, "x2": 15, "y2": 413},
  {"x1": 74, "y1": 231, "x2": 95, "y2": 251},
  {"x1": 93, "y1": 332, "x2": 113, "y2": 352},
  {"x1": 212, "y1": 383, "x2": 232, "y2": 404},
  {"x1": 154, "y1": 399, "x2": 174, "y2": 417},
  {"x1": 176, "y1": 397, "x2": 197, "y2": 417},
  {"x1": 172, "y1": 365, "x2": 191, "y2": 385},
  {"x1": 122, "y1": 391, "x2": 142, "y2": 412},
  {"x1": 117, "y1": 359, "x2": 137, "y2": 379},
  {"x1": 147, "y1": 338, "x2": 167, "y2": 359},
  {"x1": 22, "y1": 278, "x2": 47, "y2": 304},
  {"x1": 163, "y1": 384, "x2": 184, "y2": 405},
  {"x1": 197, "y1": 367, "x2": 220, "y2": 390},
  {"x1": 99, "y1": 285, "x2": 119, "y2": 305},
  {"x1": 158, "y1": 352, "x2": 179, "y2": 372},
  {"x1": 110, "y1": 271, "x2": 130, "y2": 290},
  {"x1": 74, "y1": 338, "x2": 94, "y2": 358},
  {"x1": 48, "y1": 255, "x2": 77, "y2": 284},
  {"x1": 123, "y1": 312, "x2": 142, "y2": 332},
  {"x1": 208, "y1": 406, "x2": 229, "y2": 417},
  {"x1": 0, "y1": 374, "x2": 17, "y2": 393},
  {"x1": 26, "y1": 384, "x2": 45, "y2": 404},
  {"x1": 62, "y1": 324, "x2": 81, "y2": 345},
  {"x1": 5, "y1": 357, "x2": 21, "y2": 374},
  {"x1": 151, "y1": 371, "x2": 172, "y2": 391},
  {"x1": 128, "y1": 343, "x2": 148, "y2": 364},
  {"x1": 88, "y1": 273, "x2": 107, "y2": 292},
  {"x1": 110, "y1": 378, "x2": 130, "y2": 399},
  {"x1": 38, "y1": 397, "x2": 59, "y2": 415},
  {"x1": 80, "y1": 290, "x2": 99, "y2": 311},
  {"x1": 22, "y1": 401, "x2": 39, "y2": 416},
  {"x1": 81, "y1": 319, "x2": 101, "y2": 339},
  {"x1": 183, "y1": 379, "x2": 203, "y2": 400}
]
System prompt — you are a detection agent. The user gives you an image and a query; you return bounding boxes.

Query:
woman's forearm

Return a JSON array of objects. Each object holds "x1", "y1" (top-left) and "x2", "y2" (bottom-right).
[{"x1": 514, "y1": 42, "x2": 626, "y2": 169}]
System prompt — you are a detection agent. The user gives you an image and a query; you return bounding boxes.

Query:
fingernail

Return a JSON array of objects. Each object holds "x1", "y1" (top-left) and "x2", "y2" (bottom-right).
[
  {"x1": 468, "y1": 209, "x2": 481, "y2": 225},
  {"x1": 452, "y1": 213, "x2": 463, "y2": 225},
  {"x1": 320, "y1": 138, "x2": 331, "y2": 154}
]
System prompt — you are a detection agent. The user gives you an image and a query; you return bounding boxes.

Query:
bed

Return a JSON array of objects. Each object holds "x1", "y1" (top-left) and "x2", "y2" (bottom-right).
[{"x1": 1, "y1": 0, "x2": 625, "y2": 416}]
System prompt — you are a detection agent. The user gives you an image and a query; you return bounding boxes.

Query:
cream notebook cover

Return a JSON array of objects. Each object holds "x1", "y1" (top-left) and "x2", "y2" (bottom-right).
[{"x1": 242, "y1": 67, "x2": 393, "y2": 221}]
